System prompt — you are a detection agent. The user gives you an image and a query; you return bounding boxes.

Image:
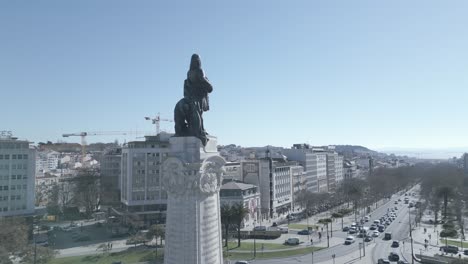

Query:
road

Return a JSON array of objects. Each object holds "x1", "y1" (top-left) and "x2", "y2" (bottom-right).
[{"x1": 252, "y1": 185, "x2": 420, "y2": 264}]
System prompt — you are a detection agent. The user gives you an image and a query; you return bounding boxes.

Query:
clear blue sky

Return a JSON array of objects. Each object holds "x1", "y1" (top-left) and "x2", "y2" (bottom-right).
[{"x1": 1, "y1": 0, "x2": 468, "y2": 149}]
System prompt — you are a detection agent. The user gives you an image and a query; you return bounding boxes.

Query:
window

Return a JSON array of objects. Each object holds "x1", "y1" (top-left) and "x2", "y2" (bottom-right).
[
  {"x1": 0, "y1": 155, "x2": 3, "y2": 159},
  {"x1": 12, "y1": 165, "x2": 16, "y2": 169},
  {"x1": 16, "y1": 195, "x2": 20, "y2": 200},
  {"x1": 0, "y1": 186, "x2": 2, "y2": 191},
  {"x1": 11, "y1": 195, "x2": 15, "y2": 200},
  {"x1": 17, "y1": 185, "x2": 21, "y2": 190},
  {"x1": 4, "y1": 186, "x2": 8, "y2": 190},
  {"x1": 23, "y1": 154, "x2": 28, "y2": 159},
  {"x1": 11, "y1": 185, "x2": 15, "y2": 190},
  {"x1": 12, "y1": 175, "x2": 16, "y2": 180},
  {"x1": 17, "y1": 175, "x2": 21, "y2": 179},
  {"x1": 17, "y1": 155, "x2": 22, "y2": 160}
]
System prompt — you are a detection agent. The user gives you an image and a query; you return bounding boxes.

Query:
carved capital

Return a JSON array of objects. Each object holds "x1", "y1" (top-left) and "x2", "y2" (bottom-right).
[{"x1": 161, "y1": 155, "x2": 225, "y2": 197}]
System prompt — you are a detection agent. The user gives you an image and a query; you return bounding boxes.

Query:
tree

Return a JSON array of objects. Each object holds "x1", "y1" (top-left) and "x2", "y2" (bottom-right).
[
  {"x1": 230, "y1": 203, "x2": 249, "y2": 247},
  {"x1": 220, "y1": 204, "x2": 233, "y2": 247},
  {"x1": 146, "y1": 224, "x2": 165, "y2": 251},
  {"x1": 436, "y1": 186, "x2": 455, "y2": 220},
  {"x1": 318, "y1": 218, "x2": 332, "y2": 248},
  {"x1": 337, "y1": 178, "x2": 366, "y2": 222},
  {"x1": 72, "y1": 168, "x2": 100, "y2": 218},
  {"x1": 20, "y1": 246, "x2": 56, "y2": 264}
]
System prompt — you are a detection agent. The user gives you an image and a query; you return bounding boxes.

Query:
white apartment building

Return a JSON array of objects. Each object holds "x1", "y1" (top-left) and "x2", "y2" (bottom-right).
[
  {"x1": 220, "y1": 181, "x2": 260, "y2": 228},
  {"x1": 325, "y1": 152, "x2": 344, "y2": 193},
  {"x1": 290, "y1": 165, "x2": 305, "y2": 210},
  {"x1": 222, "y1": 162, "x2": 241, "y2": 183},
  {"x1": 0, "y1": 132, "x2": 36, "y2": 217},
  {"x1": 35, "y1": 150, "x2": 60, "y2": 175},
  {"x1": 240, "y1": 159, "x2": 295, "y2": 220},
  {"x1": 119, "y1": 133, "x2": 172, "y2": 227}
]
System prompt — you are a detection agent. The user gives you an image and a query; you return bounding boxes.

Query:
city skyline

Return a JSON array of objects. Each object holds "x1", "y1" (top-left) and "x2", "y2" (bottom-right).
[{"x1": 2, "y1": 1, "x2": 468, "y2": 150}]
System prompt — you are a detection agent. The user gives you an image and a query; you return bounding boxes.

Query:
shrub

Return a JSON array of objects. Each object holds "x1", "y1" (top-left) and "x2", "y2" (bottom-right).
[
  {"x1": 440, "y1": 229, "x2": 457, "y2": 238},
  {"x1": 442, "y1": 222, "x2": 455, "y2": 229}
]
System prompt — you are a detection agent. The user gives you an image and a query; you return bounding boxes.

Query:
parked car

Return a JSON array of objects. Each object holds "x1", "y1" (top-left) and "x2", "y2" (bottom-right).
[
  {"x1": 254, "y1": 226, "x2": 267, "y2": 231},
  {"x1": 279, "y1": 226, "x2": 289, "y2": 233},
  {"x1": 378, "y1": 258, "x2": 391, "y2": 264},
  {"x1": 440, "y1": 245, "x2": 459, "y2": 254},
  {"x1": 389, "y1": 252, "x2": 400, "y2": 261},
  {"x1": 384, "y1": 232, "x2": 392, "y2": 240},
  {"x1": 342, "y1": 226, "x2": 350, "y2": 232},
  {"x1": 464, "y1": 249, "x2": 468, "y2": 256},
  {"x1": 391, "y1": 241, "x2": 400, "y2": 248},
  {"x1": 235, "y1": 261, "x2": 250, "y2": 264},
  {"x1": 394, "y1": 201, "x2": 398, "y2": 204},
  {"x1": 344, "y1": 236, "x2": 355, "y2": 245},
  {"x1": 369, "y1": 225, "x2": 377, "y2": 231},
  {"x1": 348, "y1": 228, "x2": 357, "y2": 234},
  {"x1": 372, "y1": 231, "x2": 380, "y2": 237},
  {"x1": 364, "y1": 236, "x2": 373, "y2": 242},
  {"x1": 298, "y1": 230, "x2": 312, "y2": 235},
  {"x1": 285, "y1": 237, "x2": 300, "y2": 245},
  {"x1": 364, "y1": 216, "x2": 370, "y2": 222}
]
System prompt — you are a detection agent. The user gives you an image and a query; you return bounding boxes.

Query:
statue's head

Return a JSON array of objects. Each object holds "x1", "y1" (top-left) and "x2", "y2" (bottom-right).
[{"x1": 190, "y1": 54, "x2": 201, "y2": 70}]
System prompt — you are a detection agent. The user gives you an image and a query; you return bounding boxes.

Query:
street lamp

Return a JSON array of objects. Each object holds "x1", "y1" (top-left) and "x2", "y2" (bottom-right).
[
  {"x1": 332, "y1": 253, "x2": 336, "y2": 264},
  {"x1": 311, "y1": 239, "x2": 314, "y2": 264},
  {"x1": 409, "y1": 207, "x2": 415, "y2": 264},
  {"x1": 253, "y1": 220, "x2": 257, "y2": 258}
]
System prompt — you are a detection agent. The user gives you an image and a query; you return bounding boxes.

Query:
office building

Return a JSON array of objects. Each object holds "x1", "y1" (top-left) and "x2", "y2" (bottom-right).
[{"x1": 0, "y1": 132, "x2": 36, "y2": 217}]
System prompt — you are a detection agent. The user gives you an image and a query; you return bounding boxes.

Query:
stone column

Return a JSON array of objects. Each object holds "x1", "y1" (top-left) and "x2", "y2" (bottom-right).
[{"x1": 162, "y1": 136, "x2": 225, "y2": 264}]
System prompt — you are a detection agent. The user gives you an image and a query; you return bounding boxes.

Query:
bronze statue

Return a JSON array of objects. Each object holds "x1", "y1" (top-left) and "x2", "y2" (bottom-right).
[{"x1": 174, "y1": 54, "x2": 213, "y2": 145}]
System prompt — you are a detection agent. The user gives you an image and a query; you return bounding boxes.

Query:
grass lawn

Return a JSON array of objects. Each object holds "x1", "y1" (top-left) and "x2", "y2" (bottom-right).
[
  {"x1": 48, "y1": 248, "x2": 163, "y2": 264},
  {"x1": 288, "y1": 223, "x2": 318, "y2": 230},
  {"x1": 440, "y1": 239, "x2": 468, "y2": 248},
  {"x1": 224, "y1": 241, "x2": 296, "y2": 251},
  {"x1": 224, "y1": 246, "x2": 323, "y2": 260}
]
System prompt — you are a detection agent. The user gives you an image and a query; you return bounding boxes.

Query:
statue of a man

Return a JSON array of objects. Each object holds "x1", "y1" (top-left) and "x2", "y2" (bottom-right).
[{"x1": 174, "y1": 54, "x2": 213, "y2": 145}]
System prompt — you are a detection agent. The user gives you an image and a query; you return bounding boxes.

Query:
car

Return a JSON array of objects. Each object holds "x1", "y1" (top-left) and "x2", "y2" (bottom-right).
[
  {"x1": 372, "y1": 231, "x2": 380, "y2": 237},
  {"x1": 369, "y1": 225, "x2": 377, "y2": 231},
  {"x1": 440, "y1": 245, "x2": 459, "y2": 254},
  {"x1": 235, "y1": 261, "x2": 250, "y2": 264},
  {"x1": 464, "y1": 249, "x2": 468, "y2": 256},
  {"x1": 348, "y1": 228, "x2": 357, "y2": 234},
  {"x1": 253, "y1": 226, "x2": 267, "y2": 231},
  {"x1": 389, "y1": 252, "x2": 400, "y2": 261},
  {"x1": 378, "y1": 258, "x2": 391, "y2": 264},
  {"x1": 279, "y1": 226, "x2": 289, "y2": 233},
  {"x1": 272, "y1": 222, "x2": 278, "y2": 227},
  {"x1": 298, "y1": 230, "x2": 312, "y2": 235},
  {"x1": 394, "y1": 201, "x2": 398, "y2": 204},
  {"x1": 391, "y1": 241, "x2": 400, "y2": 248},
  {"x1": 378, "y1": 226, "x2": 385, "y2": 232},
  {"x1": 394, "y1": 206, "x2": 398, "y2": 210},
  {"x1": 344, "y1": 236, "x2": 355, "y2": 245},
  {"x1": 398, "y1": 198, "x2": 402, "y2": 201},
  {"x1": 342, "y1": 226, "x2": 350, "y2": 232},
  {"x1": 384, "y1": 232, "x2": 392, "y2": 240},
  {"x1": 373, "y1": 220, "x2": 381, "y2": 225},
  {"x1": 364, "y1": 216, "x2": 370, "y2": 222},
  {"x1": 285, "y1": 237, "x2": 300, "y2": 245},
  {"x1": 364, "y1": 236, "x2": 373, "y2": 242},
  {"x1": 398, "y1": 261, "x2": 409, "y2": 264},
  {"x1": 385, "y1": 221, "x2": 391, "y2": 225}
]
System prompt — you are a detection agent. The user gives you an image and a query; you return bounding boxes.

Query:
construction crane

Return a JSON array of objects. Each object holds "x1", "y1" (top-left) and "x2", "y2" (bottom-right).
[
  {"x1": 144, "y1": 113, "x2": 173, "y2": 135},
  {"x1": 62, "y1": 131, "x2": 142, "y2": 164}
]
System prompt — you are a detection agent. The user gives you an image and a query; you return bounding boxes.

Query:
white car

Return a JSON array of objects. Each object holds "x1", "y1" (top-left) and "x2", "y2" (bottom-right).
[
  {"x1": 372, "y1": 231, "x2": 380, "y2": 237},
  {"x1": 345, "y1": 236, "x2": 355, "y2": 245}
]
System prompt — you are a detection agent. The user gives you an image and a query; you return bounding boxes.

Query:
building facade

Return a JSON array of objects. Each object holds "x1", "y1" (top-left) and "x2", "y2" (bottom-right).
[
  {"x1": 118, "y1": 133, "x2": 172, "y2": 227},
  {"x1": 220, "y1": 182, "x2": 260, "y2": 229},
  {"x1": 0, "y1": 132, "x2": 36, "y2": 217},
  {"x1": 100, "y1": 147, "x2": 122, "y2": 206}
]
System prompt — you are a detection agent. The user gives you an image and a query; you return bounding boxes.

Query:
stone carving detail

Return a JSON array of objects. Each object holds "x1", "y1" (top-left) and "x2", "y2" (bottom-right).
[
  {"x1": 161, "y1": 157, "x2": 197, "y2": 196},
  {"x1": 199, "y1": 156, "x2": 225, "y2": 194},
  {"x1": 162, "y1": 156, "x2": 225, "y2": 197}
]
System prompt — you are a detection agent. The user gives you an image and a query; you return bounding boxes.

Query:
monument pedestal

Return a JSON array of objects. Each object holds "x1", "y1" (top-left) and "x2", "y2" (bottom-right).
[{"x1": 162, "y1": 136, "x2": 225, "y2": 264}]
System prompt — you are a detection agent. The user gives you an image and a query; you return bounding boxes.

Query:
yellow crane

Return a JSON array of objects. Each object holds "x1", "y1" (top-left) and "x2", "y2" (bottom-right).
[{"x1": 62, "y1": 131, "x2": 142, "y2": 164}]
